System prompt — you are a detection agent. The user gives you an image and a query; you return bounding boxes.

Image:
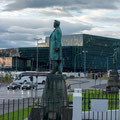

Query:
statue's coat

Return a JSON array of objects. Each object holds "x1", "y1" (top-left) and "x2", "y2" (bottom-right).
[{"x1": 49, "y1": 26, "x2": 62, "y2": 60}]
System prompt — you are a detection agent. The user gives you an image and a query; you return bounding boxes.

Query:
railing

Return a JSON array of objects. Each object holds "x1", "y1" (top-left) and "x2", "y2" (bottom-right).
[
  {"x1": 0, "y1": 97, "x2": 41, "y2": 120},
  {"x1": 0, "y1": 89, "x2": 120, "y2": 120},
  {"x1": 0, "y1": 98, "x2": 71, "y2": 120}
]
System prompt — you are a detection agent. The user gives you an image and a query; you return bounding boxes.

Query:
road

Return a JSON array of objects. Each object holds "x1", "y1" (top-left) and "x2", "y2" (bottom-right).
[{"x1": 0, "y1": 84, "x2": 44, "y2": 100}]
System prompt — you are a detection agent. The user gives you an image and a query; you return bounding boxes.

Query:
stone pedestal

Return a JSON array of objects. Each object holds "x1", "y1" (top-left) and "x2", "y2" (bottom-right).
[
  {"x1": 30, "y1": 74, "x2": 69, "y2": 120},
  {"x1": 41, "y1": 74, "x2": 68, "y2": 120},
  {"x1": 30, "y1": 106, "x2": 72, "y2": 120},
  {"x1": 106, "y1": 71, "x2": 120, "y2": 93}
]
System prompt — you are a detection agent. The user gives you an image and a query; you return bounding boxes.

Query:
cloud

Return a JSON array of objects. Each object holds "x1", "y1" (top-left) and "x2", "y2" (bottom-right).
[
  {"x1": 0, "y1": 18, "x2": 92, "y2": 48},
  {"x1": 61, "y1": 21, "x2": 92, "y2": 35},
  {"x1": 0, "y1": 18, "x2": 51, "y2": 48},
  {"x1": 90, "y1": 17, "x2": 120, "y2": 24},
  {"x1": 4, "y1": 0, "x2": 120, "y2": 11},
  {"x1": 39, "y1": 8, "x2": 72, "y2": 17},
  {"x1": 0, "y1": 0, "x2": 120, "y2": 49},
  {"x1": 82, "y1": 27, "x2": 120, "y2": 39}
]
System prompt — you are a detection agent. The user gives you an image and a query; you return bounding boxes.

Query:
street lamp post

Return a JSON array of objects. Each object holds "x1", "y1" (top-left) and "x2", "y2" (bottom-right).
[
  {"x1": 74, "y1": 53, "x2": 81, "y2": 72},
  {"x1": 34, "y1": 38, "x2": 42, "y2": 72},
  {"x1": 63, "y1": 57, "x2": 69, "y2": 71},
  {"x1": 82, "y1": 50, "x2": 88, "y2": 73},
  {"x1": 15, "y1": 52, "x2": 21, "y2": 72},
  {"x1": 34, "y1": 38, "x2": 42, "y2": 98},
  {"x1": 107, "y1": 57, "x2": 108, "y2": 72},
  {"x1": 16, "y1": 56, "x2": 17, "y2": 72},
  {"x1": 106, "y1": 55, "x2": 113, "y2": 72},
  {"x1": 16, "y1": 56, "x2": 19, "y2": 72},
  {"x1": 74, "y1": 52, "x2": 82, "y2": 88}
]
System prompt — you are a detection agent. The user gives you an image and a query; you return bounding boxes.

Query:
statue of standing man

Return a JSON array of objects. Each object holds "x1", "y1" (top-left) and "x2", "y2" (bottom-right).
[{"x1": 49, "y1": 20, "x2": 62, "y2": 74}]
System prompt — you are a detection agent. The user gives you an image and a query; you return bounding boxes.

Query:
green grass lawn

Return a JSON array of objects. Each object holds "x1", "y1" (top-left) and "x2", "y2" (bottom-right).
[
  {"x1": 0, "y1": 106, "x2": 32, "y2": 120},
  {"x1": 69, "y1": 90, "x2": 119, "y2": 111}
]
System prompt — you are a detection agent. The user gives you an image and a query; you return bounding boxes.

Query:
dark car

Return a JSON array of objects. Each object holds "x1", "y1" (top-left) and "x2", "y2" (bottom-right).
[
  {"x1": 21, "y1": 82, "x2": 36, "y2": 90},
  {"x1": 7, "y1": 82, "x2": 21, "y2": 90}
]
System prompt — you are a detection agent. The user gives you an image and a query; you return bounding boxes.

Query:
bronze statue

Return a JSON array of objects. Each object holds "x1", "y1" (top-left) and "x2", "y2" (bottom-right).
[
  {"x1": 106, "y1": 47, "x2": 120, "y2": 93},
  {"x1": 49, "y1": 20, "x2": 62, "y2": 74}
]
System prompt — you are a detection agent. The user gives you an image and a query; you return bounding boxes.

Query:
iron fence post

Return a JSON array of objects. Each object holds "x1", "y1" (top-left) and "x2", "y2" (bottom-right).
[
  {"x1": 3, "y1": 99, "x2": 5, "y2": 120},
  {"x1": 8, "y1": 99, "x2": 9, "y2": 120},
  {"x1": 28, "y1": 98, "x2": 29, "y2": 120},
  {"x1": 22, "y1": 98, "x2": 24, "y2": 120},
  {"x1": 119, "y1": 90, "x2": 120, "y2": 119},
  {"x1": 13, "y1": 99, "x2": 14, "y2": 120},
  {"x1": 18, "y1": 99, "x2": 19, "y2": 120}
]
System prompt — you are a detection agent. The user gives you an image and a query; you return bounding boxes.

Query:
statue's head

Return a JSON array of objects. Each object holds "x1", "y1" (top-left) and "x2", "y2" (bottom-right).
[{"x1": 54, "y1": 20, "x2": 60, "y2": 28}]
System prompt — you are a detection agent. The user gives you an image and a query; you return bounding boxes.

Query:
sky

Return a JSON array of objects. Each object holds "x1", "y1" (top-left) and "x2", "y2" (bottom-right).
[{"x1": 0, "y1": 0, "x2": 120, "y2": 48}]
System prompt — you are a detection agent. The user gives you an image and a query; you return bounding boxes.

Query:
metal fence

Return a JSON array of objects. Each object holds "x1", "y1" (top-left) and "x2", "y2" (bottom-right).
[
  {"x1": 0, "y1": 97, "x2": 72, "y2": 120},
  {"x1": 0, "y1": 97, "x2": 41, "y2": 120},
  {"x1": 0, "y1": 89, "x2": 119, "y2": 120}
]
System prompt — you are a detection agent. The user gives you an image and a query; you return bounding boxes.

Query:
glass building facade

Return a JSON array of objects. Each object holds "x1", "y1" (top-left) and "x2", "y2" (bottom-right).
[
  {"x1": 0, "y1": 34, "x2": 120, "y2": 72},
  {"x1": 45, "y1": 34, "x2": 83, "y2": 46}
]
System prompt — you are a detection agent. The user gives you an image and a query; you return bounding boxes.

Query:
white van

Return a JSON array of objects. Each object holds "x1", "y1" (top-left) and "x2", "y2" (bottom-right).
[
  {"x1": 15, "y1": 76, "x2": 46, "y2": 84},
  {"x1": 12, "y1": 72, "x2": 46, "y2": 84}
]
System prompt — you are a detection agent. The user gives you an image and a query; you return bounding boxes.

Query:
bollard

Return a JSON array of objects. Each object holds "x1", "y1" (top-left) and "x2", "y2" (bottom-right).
[
  {"x1": 73, "y1": 88, "x2": 82, "y2": 120},
  {"x1": 65, "y1": 80, "x2": 67, "y2": 83},
  {"x1": 69, "y1": 84, "x2": 71, "y2": 90}
]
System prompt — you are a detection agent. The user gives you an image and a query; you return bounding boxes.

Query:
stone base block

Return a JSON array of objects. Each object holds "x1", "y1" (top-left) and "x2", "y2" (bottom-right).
[
  {"x1": 30, "y1": 106, "x2": 43, "y2": 120},
  {"x1": 30, "y1": 106, "x2": 73, "y2": 120}
]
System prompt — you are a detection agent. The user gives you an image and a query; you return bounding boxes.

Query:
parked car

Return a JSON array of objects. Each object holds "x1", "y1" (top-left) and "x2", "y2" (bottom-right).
[
  {"x1": 7, "y1": 82, "x2": 21, "y2": 90},
  {"x1": 21, "y1": 82, "x2": 36, "y2": 90}
]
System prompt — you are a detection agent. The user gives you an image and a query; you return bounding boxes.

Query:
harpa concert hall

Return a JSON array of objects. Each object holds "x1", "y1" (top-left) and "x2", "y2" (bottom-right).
[{"x1": 0, "y1": 34, "x2": 120, "y2": 72}]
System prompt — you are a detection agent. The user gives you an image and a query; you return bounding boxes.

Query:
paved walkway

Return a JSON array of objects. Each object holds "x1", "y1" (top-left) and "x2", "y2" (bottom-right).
[{"x1": 67, "y1": 78, "x2": 107, "y2": 90}]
